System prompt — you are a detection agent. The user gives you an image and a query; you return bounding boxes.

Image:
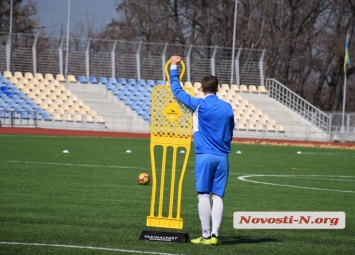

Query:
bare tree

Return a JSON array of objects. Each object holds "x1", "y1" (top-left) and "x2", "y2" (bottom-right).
[
  {"x1": 98, "y1": 0, "x2": 355, "y2": 111},
  {"x1": 0, "y1": 0, "x2": 38, "y2": 34}
]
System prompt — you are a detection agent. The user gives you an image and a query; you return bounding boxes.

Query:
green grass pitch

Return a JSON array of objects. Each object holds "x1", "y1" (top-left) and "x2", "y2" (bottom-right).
[{"x1": 0, "y1": 135, "x2": 354, "y2": 255}]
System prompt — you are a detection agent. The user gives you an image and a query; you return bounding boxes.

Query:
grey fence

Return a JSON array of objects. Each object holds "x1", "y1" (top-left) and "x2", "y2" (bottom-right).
[{"x1": 0, "y1": 32, "x2": 265, "y2": 85}]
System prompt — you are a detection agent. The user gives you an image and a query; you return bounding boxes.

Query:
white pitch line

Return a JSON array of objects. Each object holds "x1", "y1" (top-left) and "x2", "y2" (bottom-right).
[
  {"x1": 0, "y1": 242, "x2": 185, "y2": 255},
  {"x1": 279, "y1": 176, "x2": 355, "y2": 182},
  {"x1": 301, "y1": 152, "x2": 355, "y2": 155},
  {"x1": 0, "y1": 160, "x2": 150, "y2": 170},
  {"x1": 238, "y1": 174, "x2": 355, "y2": 194}
]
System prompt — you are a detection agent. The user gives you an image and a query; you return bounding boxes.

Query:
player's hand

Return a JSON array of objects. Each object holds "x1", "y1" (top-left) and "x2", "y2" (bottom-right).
[{"x1": 170, "y1": 56, "x2": 181, "y2": 65}]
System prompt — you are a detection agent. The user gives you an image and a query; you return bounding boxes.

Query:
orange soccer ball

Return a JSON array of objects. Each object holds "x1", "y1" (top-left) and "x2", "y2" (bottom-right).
[{"x1": 138, "y1": 173, "x2": 150, "y2": 185}]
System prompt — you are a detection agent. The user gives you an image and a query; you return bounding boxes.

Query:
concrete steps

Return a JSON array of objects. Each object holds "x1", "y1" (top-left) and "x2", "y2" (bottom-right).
[
  {"x1": 238, "y1": 92, "x2": 329, "y2": 140},
  {"x1": 64, "y1": 83, "x2": 149, "y2": 132}
]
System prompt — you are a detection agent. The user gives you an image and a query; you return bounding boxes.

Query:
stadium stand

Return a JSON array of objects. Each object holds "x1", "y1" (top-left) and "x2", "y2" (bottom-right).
[
  {"x1": 3, "y1": 70, "x2": 329, "y2": 139},
  {"x1": 0, "y1": 72, "x2": 105, "y2": 128}
]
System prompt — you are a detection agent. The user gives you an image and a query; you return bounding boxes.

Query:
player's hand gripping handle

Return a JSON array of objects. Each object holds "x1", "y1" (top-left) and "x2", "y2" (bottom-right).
[{"x1": 165, "y1": 58, "x2": 185, "y2": 85}]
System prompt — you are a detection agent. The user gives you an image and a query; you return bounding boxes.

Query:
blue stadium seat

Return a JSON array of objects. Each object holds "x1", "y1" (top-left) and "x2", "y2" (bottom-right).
[
  {"x1": 123, "y1": 97, "x2": 133, "y2": 106},
  {"x1": 122, "y1": 88, "x2": 131, "y2": 96},
  {"x1": 29, "y1": 102, "x2": 38, "y2": 110},
  {"x1": 17, "y1": 92, "x2": 26, "y2": 100},
  {"x1": 105, "y1": 83, "x2": 114, "y2": 90},
  {"x1": 6, "y1": 91, "x2": 14, "y2": 98},
  {"x1": 14, "y1": 106, "x2": 22, "y2": 112},
  {"x1": 41, "y1": 112, "x2": 52, "y2": 121},
  {"x1": 12, "y1": 96, "x2": 21, "y2": 103},
  {"x1": 99, "y1": 77, "x2": 108, "y2": 84},
  {"x1": 36, "y1": 108, "x2": 45, "y2": 115},
  {"x1": 115, "y1": 83, "x2": 123, "y2": 89},
  {"x1": 142, "y1": 112, "x2": 151, "y2": 122},
  {"x1": 19, "y1": 102, "x2": 27, "y2": 109},
  {"x1": 133, "y1": 86, "x2": 143, "y2": 94},
  {"x1": 23, "y1": 98, "x2": 32, "y2": 105},
  {"x1": 78, "y1": 76, "x2": 88, "y2": 83},
  {"x1": 156, "y1": 80, "x2": 165, "y2": 85},
  {"x1": 123, "y1": 83, "x2": 133, "y2": 91},
  {"x1": 9, "y1": 101, "x2": 17, "y2": 109},
  {"x1": 145, "y1": 91, "x2": 152, "y2": 99},
  {"x1": 136, "y1": 108, "x2": 146, "y2": 116},
  {"x1": 142, "y1": 98, "x2": 151, "y2": 105},
  {"x1": 11, "y1": 87, "x2": 20, "y2": 94},
  {"x1": 89, "y1": 76, "x2": 98, "y2": 84},
  {"x1": 138, "y1": 79, "x2": 146, "y2": 85},
  {"x1": 0, "y1": 76, "x2": 7, "y2": 83},
  {"x1": 127, "y1": 93, "x2": 136, "y2": 100},
  {"x1": 144, "y1": 85, "x2": 153, "y2": 93},
  {"x1": 111, "y1": 88, "x2": 120, "y2": 96},
  {"x1": 21, "y1": 111, "x2": 30, "y2": 119},
  {"x1": 118, "y1": 78, "x2": 126, "y2": 84},
  {"x1": 136, "y1": 94, "x2": 146, "y2": 102},
  {"x1": 25, "y1": 106, "x2": 33, "y2": 112},
  {"x1": 1, "y1": 105, "x2": 11, "y2": 118},
  {"x1": 3, "y1": 105, "x2": 11, "y2": 112},
  {"x1": 2, "y1": 95, "x2": 10, "y2": 104},
  {"x1": 0, "y1": 110, "x2": 8, "y2": 118},
  {"x1": 128, "y1": 78, "x2": 136, "y2": 85},
  {"x1": 131, "y1": 98, "x2": 141, "y2": 106},
  {"x1": 117, "y1": 92, "x2": 126, "y2": 100},
  {"x1": 6, "y1": 81, "x2": 14, "y2": 88},
  {"x1": 147, "y1": 80, "x2": 155, "y2": 86},
  {"x1": 109, "y1": 77, "x2": 118, "y2": 84},
  {"x1": 129, "y1": 102, "x2": 139, "y2": 111},
  {"x1": 0, "y1": 86, "x2": 9, "y2": 93}
]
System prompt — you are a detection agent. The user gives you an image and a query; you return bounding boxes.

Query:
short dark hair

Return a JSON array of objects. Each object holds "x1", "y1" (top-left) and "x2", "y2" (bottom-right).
[{"x1": 201, "y1": 75, "x2": 218, "y2": 93}]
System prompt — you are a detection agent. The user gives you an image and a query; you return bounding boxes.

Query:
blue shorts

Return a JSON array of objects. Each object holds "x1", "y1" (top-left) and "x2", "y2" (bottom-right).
[{"x1": 194, "y1": 153, "x2": 229, "y2": 197}]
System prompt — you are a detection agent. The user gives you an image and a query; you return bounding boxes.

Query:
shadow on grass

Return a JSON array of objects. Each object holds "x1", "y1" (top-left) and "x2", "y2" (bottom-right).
[{"x1": 220, "y1": 236, "x2": 281, "y2": 245}]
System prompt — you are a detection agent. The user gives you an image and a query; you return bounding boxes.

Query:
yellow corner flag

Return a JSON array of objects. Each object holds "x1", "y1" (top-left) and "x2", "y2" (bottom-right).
[{"x1": 344, "y1": 34, "x2": 350, "y2": 73}]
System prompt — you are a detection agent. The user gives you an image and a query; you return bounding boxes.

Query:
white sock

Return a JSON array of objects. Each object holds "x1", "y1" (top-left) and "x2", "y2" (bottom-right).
[
  {"x1": 211, "y1": 195, "x2": 223, "y2": 237},
  {"x1": 198, "y1": 194, "x2": 211, "y2": 238}
]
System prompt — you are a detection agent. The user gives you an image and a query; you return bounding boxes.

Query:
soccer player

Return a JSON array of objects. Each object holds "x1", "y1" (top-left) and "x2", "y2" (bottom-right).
[{"x1": 169, "y1": 56, "x2": 235, "y2": 245}]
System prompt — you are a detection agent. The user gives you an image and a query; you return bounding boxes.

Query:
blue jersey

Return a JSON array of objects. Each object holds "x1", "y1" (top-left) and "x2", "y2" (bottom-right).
[{"x1": 170, "y1": 68, "x2": 234, "y2": 157}]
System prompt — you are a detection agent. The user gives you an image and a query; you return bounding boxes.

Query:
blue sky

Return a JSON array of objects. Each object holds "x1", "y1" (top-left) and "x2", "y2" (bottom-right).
[{"x1": 26, "y1": 0, "x2": 120, "y2": 35}]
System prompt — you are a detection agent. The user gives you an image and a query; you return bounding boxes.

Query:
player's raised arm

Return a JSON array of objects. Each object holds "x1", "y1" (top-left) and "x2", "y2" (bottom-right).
[{"x1": 169, "y1": 56, "x2": 200, "y2": 111}]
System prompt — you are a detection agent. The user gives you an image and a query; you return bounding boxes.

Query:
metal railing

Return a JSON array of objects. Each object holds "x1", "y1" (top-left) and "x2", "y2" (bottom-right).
[
  {"x1": 0, "y1": 32, "x2": 265, "y2": 86},
  {"x1": 264, "y1": 79, "x2": 355, "y2": 141},
  {"x1": 0, "y1": 110, "x2": 150, "y2": 132},
  {"x1": 265, "y1": 78, "x2": 330, "y2": 133}
]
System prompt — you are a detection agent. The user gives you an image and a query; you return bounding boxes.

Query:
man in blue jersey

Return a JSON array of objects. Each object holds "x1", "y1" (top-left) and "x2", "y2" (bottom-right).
[{"x1": 169, "y1": 56, "x2": 235, "y2": 245}]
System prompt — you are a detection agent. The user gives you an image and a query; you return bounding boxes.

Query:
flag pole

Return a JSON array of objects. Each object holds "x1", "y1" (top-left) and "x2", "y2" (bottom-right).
[
  {"x1": 65, "y1": 0, "x2": 71, "y2": 78},
  {"x1": 341, "y1": 73, "x2": 347, "y2": 134},
  {"x1": 341, "y1": 33, "x2": 350, "y2": 136},
  {"x1": 230, "y1": 0, "x2": 238, "y2": 86}
]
